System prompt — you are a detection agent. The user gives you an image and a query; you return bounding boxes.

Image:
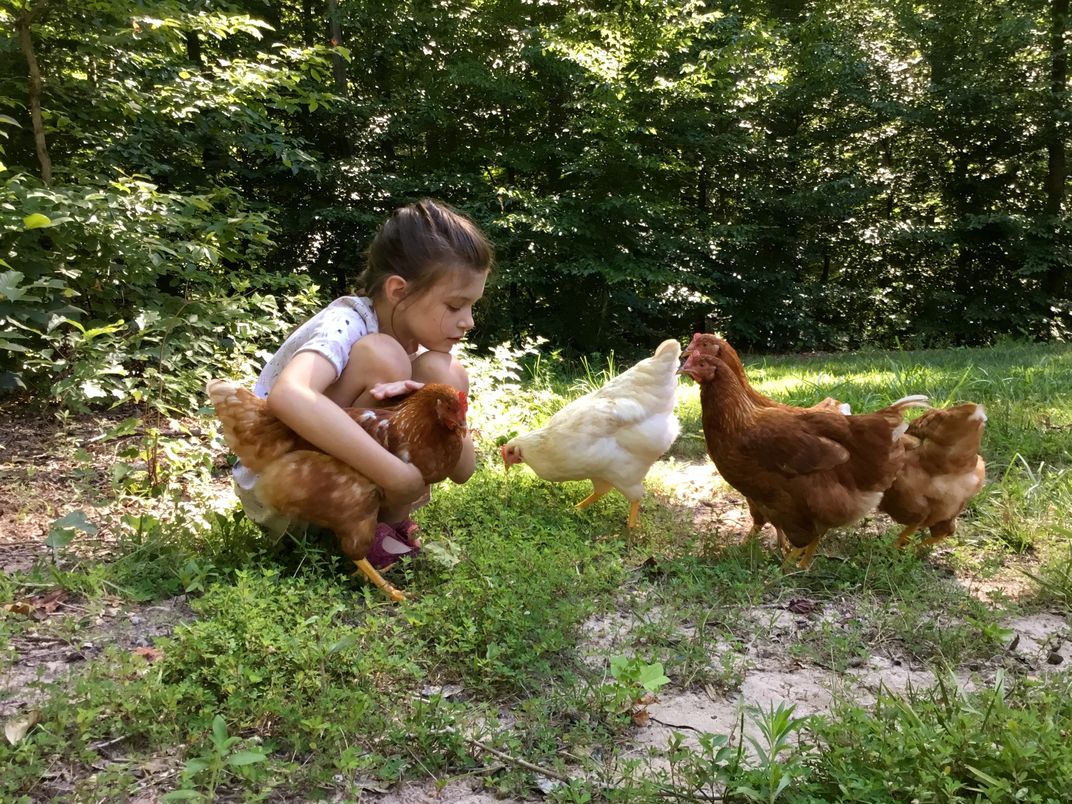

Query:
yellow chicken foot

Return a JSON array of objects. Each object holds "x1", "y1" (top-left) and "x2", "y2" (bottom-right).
[
  {"x1": 796, "y1": 540, "x2": 821, "y2": 570},
  {"x1": 353, "y1": 558, "x2": 406, "y2": 602},
  {"x1": 918, "y1": 529, "x2": 953, "y2": 550},
  {"x1": 627, "y1": 500, "x2": 640, "y2": 529},
  {"x1": 895, "y1": 525, "x2": 920, "y2": 548},
  {"x1": 574, "y1": 490, "x2": 608, "y2": 511},
  {"x1": 781, "y1": 540, "x2": 820, "y2": 570}
]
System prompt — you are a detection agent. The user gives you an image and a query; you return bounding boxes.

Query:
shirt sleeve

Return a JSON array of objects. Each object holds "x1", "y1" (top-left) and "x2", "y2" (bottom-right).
[
  {"x1": 252, "y1": 297, "x2": 378, "y2": 399},
  {"x1": 294, "y1": 306, "x2": 370, "y2": 379}
]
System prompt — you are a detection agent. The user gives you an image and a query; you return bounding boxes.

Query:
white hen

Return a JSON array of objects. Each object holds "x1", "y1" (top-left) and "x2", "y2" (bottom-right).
[{"x1": 500, "y1": 339, "x2": 682, "y2": 528}]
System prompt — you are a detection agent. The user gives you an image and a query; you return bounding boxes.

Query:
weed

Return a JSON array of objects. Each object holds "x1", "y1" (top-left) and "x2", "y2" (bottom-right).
[
  {"x1": 162, "y1": 714, "x2": 268, "y2": 801},
  {"x1": 597, "y1": 656, "x2": 670, "y2": 722},
  {"x1": 800, "y1": 671, "x2": 1072, "y2": 801},
  {"x1": 741, "y1": 703, "x2": 812, "y2": 802}
]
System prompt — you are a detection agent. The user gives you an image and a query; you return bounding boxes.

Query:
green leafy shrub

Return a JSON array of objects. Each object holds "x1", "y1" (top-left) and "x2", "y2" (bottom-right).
[{"x1": 799, "y1": 672, "x2": 1072, "y2": 802}]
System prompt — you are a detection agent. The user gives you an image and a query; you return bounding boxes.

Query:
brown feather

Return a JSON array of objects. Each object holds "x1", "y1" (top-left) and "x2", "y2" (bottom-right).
[
  {"x1": 207, "y1": 380, "x2": 467, "y2": 565},
  {"x1": 681, "y1": 349, "x2": 923, "y2": 558},
  {"x1": 879, "y1": 402, "x2": 986, "y2": 545}
]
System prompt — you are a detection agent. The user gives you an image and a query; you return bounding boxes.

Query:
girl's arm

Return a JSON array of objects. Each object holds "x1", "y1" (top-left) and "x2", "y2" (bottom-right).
[{"x1": 266, "y1": 351, "x2": 427, "y2": 507}]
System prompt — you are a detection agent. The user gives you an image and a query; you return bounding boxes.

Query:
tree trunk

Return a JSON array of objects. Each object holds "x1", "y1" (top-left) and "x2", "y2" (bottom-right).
[
  {"x1": 697, "y1": 162, "x2": 708, "y2": 213},
  {"x1": 881, "y1": 138, "x2": 894, "y2": 220},
  {"x1": 1043, "y1": 0, "x2": 1069, "y2": 300},
  {"x1": 327, "y1": 0, "x2": 348, "y2": 94},
  {"x1": 16, "y1": 2, "x2": 53, "y2": 186},
  {"x1": 186, "y1": 30, "x2": 203, "y2": 69},
  {"x1": 326, "y1": 0, "x2": 351, "y2": 156},
  {"x1": 302, "y1": 0, "x2": 315, "y2": 47}
]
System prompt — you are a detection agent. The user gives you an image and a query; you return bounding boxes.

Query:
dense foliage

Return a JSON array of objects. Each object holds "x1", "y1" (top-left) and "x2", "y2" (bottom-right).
[{"x1": 1, "y1": 0, "x2": 1069, "y2": 408}]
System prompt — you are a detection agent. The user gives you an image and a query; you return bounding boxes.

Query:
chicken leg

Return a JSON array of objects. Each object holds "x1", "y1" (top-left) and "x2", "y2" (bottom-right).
[
  {"x1": 352, "y1": 559, "x2": 405, "y2": 602},
  {"x1": 338, "y1": 517, "x2": 408, "y2": 602},
  {"x1": 894, "y1": 524, "x2": 920, "y2": 548},
  {"x1": 575, "y1": 479, "x2": 614, "y2": 513},
  {"x1": 797, "y1": 540, "x2": 821, "y2": 569},
  {"x1": 574, "y1": 490, "x2": 608, "y2": 510},
  {"x1": 782, "y1": 539, "x2": 821, "y2": 570}
]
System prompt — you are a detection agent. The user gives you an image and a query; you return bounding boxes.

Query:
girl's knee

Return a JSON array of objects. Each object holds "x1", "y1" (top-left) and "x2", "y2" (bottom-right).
[
  {"x1": 327, "y1": 334, "x2": 412, "y2": 407},
  {"x1": 347, "y1": 334, "x2": 412, "y2": 381},
  {"x1": 412, "y1": 350, "x2": 469, "y2": 391}
]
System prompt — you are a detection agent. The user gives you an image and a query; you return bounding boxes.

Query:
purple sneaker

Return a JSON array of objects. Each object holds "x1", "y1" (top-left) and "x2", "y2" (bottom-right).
[
  {"x1": 366, "y1": 522, "x2": 421, "y2": 571},
  {"x1": 391, "y1": 518, "x2": 422, "y2": 547}
]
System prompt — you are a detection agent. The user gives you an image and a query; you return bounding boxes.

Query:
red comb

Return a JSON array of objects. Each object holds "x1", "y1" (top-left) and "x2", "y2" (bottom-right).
[{"x1": 457, "y1": 390, "x2": 468, "y2": 419}]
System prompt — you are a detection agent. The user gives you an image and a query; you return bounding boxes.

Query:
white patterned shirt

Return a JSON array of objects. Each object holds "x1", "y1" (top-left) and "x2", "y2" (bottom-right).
[{"x1": 234, "y1": 296, "x2": 379, "y2": 490}]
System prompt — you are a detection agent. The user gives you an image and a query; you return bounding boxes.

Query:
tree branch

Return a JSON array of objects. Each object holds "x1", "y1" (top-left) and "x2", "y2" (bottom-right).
[{"x1": 16, "y1": 0, "x2": 54, "y2": 186}]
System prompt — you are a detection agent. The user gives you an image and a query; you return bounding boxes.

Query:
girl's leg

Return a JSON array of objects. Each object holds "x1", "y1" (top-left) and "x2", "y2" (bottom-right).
[
  {"x1": 323, "y1": 333, "x2": 412, "y2": 409},
  {"x1": 410, "y1": 349, "x2": 470, "y2": 390}
]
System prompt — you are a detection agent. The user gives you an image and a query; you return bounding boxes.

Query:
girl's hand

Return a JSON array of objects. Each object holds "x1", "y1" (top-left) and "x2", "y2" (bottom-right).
[
  {"x1": 381, "y1": 461, "x2": 428, "y2": 508},
  {"x1": 369, "y1": 379, "x2": 424, "y2": 401}
]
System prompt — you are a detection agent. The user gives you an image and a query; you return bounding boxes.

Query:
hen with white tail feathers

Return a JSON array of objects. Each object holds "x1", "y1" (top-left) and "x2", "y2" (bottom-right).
[{"x1": 500, "y1": 339, "x2": 682, "y2": 528}]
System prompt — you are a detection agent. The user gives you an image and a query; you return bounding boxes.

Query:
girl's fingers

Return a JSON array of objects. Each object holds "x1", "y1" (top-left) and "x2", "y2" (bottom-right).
[{"x1": 370, "y1": 379, "x2": 424, "y2": 399}]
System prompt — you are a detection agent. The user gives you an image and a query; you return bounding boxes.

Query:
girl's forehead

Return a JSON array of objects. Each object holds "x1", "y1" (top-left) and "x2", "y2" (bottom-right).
[{"x1": 434, "y1": 266, "x2": 488, "y2": 297}]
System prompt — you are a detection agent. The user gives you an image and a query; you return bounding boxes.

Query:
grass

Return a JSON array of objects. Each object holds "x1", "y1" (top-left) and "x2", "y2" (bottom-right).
[{"x1": 1, "y1": 339, "x2": 1071, "y2": 801}]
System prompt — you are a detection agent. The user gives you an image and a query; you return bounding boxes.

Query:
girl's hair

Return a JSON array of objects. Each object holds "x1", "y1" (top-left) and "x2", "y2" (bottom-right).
[{"x1": 357, "y1": 199, "x2": 494, "y2": 300}]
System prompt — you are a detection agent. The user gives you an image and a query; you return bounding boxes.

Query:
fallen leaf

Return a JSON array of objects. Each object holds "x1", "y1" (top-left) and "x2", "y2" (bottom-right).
[
  {"x1": 419, "y1": 683, "x2": 464, "y2": 699},
  {"x1": 2, "y1": 602, "x2": 33, "y2": 617},
  {"x1": 351, "y1": 777, "x2": 390, "y2": 794},
  {"x1": 786, "y1": 598, "x2": 818, "y2": 615},
  {"x1": 4, "y1": 711, "x2": 40, "y2": 745},
  {"x1": 30, "y1": 589, "x2": 68, "y2": 618},
  {"x1": 132, "y1": 646, "x2": 164, "y2": 662}
]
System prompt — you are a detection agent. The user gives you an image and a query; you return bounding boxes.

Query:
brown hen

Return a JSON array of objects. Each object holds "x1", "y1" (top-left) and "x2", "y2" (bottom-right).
[
  {"x1": 207, "y1": 380, "x2": 468, "y2": 601},
  {"x1": 679, "y1": 351, "x2": 928, "y2": 569},
  {"x1": 879, "y1": 402, "x2": 986, "y2": 548},
  {"x1": 681, "y1": 333, "x2": 849, "y2": 546}
]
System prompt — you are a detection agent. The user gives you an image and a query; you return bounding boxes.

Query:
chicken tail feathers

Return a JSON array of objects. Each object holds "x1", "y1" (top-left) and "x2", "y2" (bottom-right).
[
  {"x1": 206, "y1": 379, "x2": 304, "y2": 472},
  {"x1": 889, "y1": 394, "x2": 930, "y2": 411}
]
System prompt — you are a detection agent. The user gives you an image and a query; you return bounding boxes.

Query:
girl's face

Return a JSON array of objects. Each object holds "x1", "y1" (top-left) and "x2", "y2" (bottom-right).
[{"x1": 394, "y1": 267, "x2": 488, "y2": 353}]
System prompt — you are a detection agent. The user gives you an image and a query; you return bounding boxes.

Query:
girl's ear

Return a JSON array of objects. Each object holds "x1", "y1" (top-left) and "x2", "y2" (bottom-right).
[{"x1": 383, "y1": 275, "x2": 408, "y2": 303}]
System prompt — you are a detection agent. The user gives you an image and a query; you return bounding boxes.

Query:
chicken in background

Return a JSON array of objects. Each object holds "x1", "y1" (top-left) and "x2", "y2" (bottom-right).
[
  {"x1": 207, "y1": 380, "x2": 469, "y2": 601},
  {"x1": 500, "y1": 339, "x2": 682, "y2": 529},
  {"x1": 681, "y1": 333, "x2": 849, "y2": 546},
  {"x1": 879, "y1": 402, "x2": 986, "y2": 549},
  {"x1": 679, "y1": 350, "x2": 928, "y2": 569}
]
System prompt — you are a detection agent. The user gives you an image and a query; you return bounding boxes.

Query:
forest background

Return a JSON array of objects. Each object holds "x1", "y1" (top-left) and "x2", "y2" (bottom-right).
[{"x1": 1, "y1": 0, "x2": 1070, "y2": 414}]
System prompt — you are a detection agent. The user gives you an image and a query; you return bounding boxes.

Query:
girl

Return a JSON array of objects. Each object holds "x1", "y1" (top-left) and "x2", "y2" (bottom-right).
[{"x1": 233, "y1": 198, "x2": 493, "y2": 568}]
